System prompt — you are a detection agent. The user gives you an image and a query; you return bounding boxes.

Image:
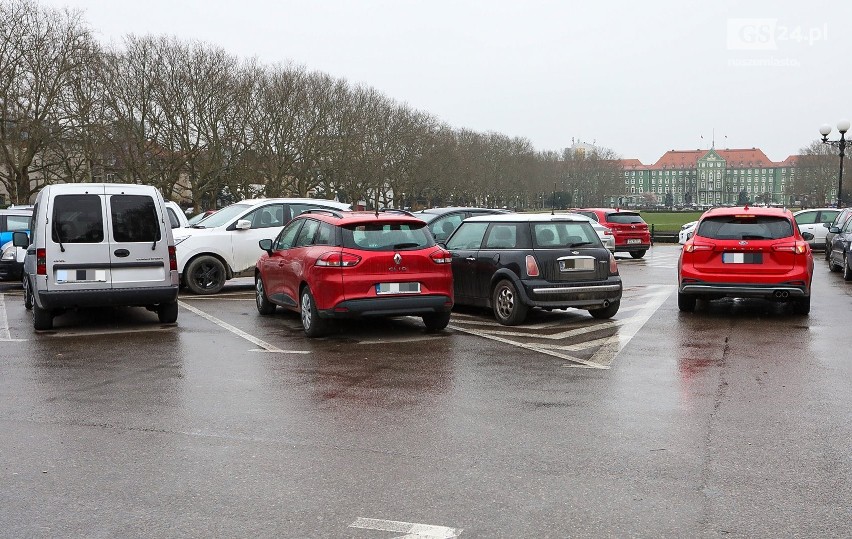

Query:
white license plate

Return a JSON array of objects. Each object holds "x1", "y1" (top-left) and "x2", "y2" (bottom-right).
[
  {"x1": 627, "y1": 238, "x2": 642, "y2": 244},
  {"x1": 376, "y1": 282, "x2": 421, "y2": 295},
  {"x1": 56, "y1": 269, "x2": 108, "y2": 283},
  {"x1": 559, "y1": 258, "x2": 595, "y2": 271}
]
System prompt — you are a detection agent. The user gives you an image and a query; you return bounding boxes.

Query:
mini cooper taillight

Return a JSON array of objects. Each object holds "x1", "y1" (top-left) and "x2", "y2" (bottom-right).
[
  {"x1": 316, "y1": 251, "x2": 361, "y2": 267},
  {"x1": 525, "y1": 255, "x2": 540, "y2": 277},
  {"x1": 772, "y1": 241, "x2": 809, "y2": 254},
  {"x1": 430, "y1": 249, "x2": 452, "y2": 264},
  {"x1": 37, "y1": 248, "x2": 46, "y2": 275},
  {"x1": 609, "y1": 252, "x2": 618, "y2": 274}
]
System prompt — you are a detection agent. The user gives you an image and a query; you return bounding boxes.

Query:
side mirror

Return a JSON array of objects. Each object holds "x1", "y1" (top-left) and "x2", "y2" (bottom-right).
[
  {"x1": 829, "y1": 226, "x2": 841, "y2": 234},
  {"x1": 235, "y1": 219, "x2": 252, "y2": 230},
  {"x1": 258, "y1": 238, "x2": 273, "y2": 255},
  {"x1": 801, "y1": 232, "x2": 814, "y2": 241},
  {"x1": 12, "y1": 231, "x2": 29, "y2": 248},
  {"x1": 437, "y1": 241, "x2": 447, "y2": 249}
]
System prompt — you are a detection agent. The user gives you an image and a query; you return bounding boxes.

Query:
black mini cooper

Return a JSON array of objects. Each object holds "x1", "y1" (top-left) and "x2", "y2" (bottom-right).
[{"x1": 442, "y1": 213, "x2": 623, "y2": 325}]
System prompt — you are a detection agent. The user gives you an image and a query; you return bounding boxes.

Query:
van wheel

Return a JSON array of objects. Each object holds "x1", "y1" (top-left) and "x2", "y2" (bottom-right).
[
  {"x1": 255, "y1": 274, "x2": 276, "y2": 315},
  {"x1": 33, "y1": 303, "x2": 53, "y2": 330},
  {"x1": 492, "y1": 279, "x2": 528, "y2": 325},
  {"x1": 157, "y1": 301, "x2": 179, "y2": 323},
  {"x1": 423, "y1": 311, "x2": 451, "y2": 332},
  {"x1": 185, "y1": 256, "x2": 226, "y2": 295},
  {"x1": 23, "y1": 276, "x2": 33, "y2": 310},
  {"x1": 300, "y1": 286, "x2": 328, "y2": 338},
  {"x1": 589, "y1": 300, "x2": 620, "y2": 319},
  {"x1": 630, "y1": 250, "x2": 647, "y2": 259}
]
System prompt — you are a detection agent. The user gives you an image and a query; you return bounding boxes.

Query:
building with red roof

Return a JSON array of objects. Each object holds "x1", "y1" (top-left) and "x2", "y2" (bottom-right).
[{"x1": 615, "y1": 146, "x2": 806, "y2": 207}]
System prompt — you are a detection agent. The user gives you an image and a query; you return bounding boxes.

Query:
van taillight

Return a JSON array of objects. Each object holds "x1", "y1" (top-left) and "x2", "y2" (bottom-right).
[
  {"x1": 525, "y1": 255, "x2": 540, "y2": 277},
  {"x1": 37, "y1": 248, "x2": 46, "y2": 275},
  {"x1": 168, "y1": 246, "x2": 177, "y2": 271}
]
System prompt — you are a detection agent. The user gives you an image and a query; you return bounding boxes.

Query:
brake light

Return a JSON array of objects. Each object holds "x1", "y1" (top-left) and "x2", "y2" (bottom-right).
[
  {"x1": 685, "y1": 242, "x2": 714, "y2": 253},
  {"x1": 609, "y1": 252, "x2": 618, "y2": 274},
  {"x1": 525, "y1": 255, "x2": 540, "y2": 277},
  {"x1": 603, "y1": 228, "x2": 613, "y2": 236},
  {"x1": 430, "y1": 249, "x2": 452, "y2": 264},
  {"x1": 37, "y1": 248, "x2": 46, "y2": 275},
  {"x1": 316, "y1": 251, "x2": 361, "y2": 267},
  {"x1": 168, "y1": 246, "x2": 177, "y2": 271},
  {"x1": 772, "y1": 242, "x2": 809, "y2": 254}
]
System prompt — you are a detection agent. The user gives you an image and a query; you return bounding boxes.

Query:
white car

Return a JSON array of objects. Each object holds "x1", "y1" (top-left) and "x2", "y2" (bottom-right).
[
  {"x1": 678, "y1": 221, "x2": 698, "y2": 244},
  {"x1": 562, "y1": 213, "x2": 615, "y2": 252},
  {"x1": 793, "y1": 208, "x2": 840, "y2": 250},
  {"x1": 174, "y1": 198, "x2": 351, "y2": 294}
]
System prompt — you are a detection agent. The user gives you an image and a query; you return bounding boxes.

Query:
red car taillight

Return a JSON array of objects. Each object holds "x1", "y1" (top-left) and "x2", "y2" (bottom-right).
[
  {"x1": 430, "y1": 248, "x2": 452, "y2": 264},
  {"x1": 316, "y1": 251, "x2": 361, "y2": 267},
  {"x1": 609, "y1": 252, "x2": 618, "y2": 274},
  {"x1": 168, "y1": 245, "x2": 177, "y2": 271},
  {"x1": 685, "y1": 242, "x2": 715, "y2": 253},
  {"x1": 525, "y1": 255, "x2": 540, "y2": 277},
  {"x1": 772, "y1": 241, "x2": 809, "y2": 254},
  {"x1": 37, "y1": 248, "x2": 46, "y2": 275}
]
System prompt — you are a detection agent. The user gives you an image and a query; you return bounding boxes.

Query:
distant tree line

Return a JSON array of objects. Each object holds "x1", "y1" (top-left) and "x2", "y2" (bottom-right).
[{"x1": 0, "y1": 0, "x2": 624, "y2": 210}]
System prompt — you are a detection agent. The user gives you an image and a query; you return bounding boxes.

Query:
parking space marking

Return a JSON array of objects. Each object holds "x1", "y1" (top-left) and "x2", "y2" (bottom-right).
[
  {"x1": 0, "y1": 294, "x2": 12, "y2": 340},
  {"x1": 448, "y1": 285, "x2": 674, "y2": 369},
  {"x1": 349, "y1": 517, "x2": 462, "y2": 538},
  {"x1": 49, "y1": 327, "x2": 176, "y2": 338},
  {"x1": 359, "y1": 334, "x2": 445, "y2": 345},
  {"x1": 178, "y1": 300, "x2": 308, "y2": 354}
]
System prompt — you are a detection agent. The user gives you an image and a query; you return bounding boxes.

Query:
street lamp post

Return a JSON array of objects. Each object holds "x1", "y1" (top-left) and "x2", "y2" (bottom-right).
[{"x1": 819, "y1": 119, "x2": 851, "y2": 208}]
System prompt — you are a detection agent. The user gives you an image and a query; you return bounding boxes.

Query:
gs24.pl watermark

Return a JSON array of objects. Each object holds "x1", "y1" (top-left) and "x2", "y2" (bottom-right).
[{"x1": 727, "y1": 19, "x2": 828, "y2": 50}]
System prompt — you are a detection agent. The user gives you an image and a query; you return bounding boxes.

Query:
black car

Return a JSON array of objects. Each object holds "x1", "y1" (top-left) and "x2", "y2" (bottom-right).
[
  {"x1": 413, "y1": 207, "x2": 511, "y2": 243},
  {"x1": 828, "y1": 211, "x2": 852, "y2": 279},
  {"x1": 443, "y1": 213, "x2": 623, "y2": 325},
  {"x1": 824, "y1": 207, "x2": 852, "y2": 262}
]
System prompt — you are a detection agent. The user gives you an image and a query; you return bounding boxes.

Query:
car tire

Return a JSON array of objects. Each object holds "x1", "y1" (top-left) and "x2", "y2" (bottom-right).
[
  {"x1": 255, "y1": 274, "x2": 276, "y2": 315},
  {"x1": 630, "y1": 250, "x2": 646, "y2": 259},
  {"x1": 792, "y1": 296, "x2": 811, "y2": 315},
  {"x1": 844, "y1": 257, "x2": 852, "y2": 282},
  {"x1": 422, "y1": 311, "x2": 451, "y2": 332},
  {"x1": 300, "y1": 286, "x2": 328, "y2": 338},
  {"x1": 678, "y1": 292, "x2": 696, "y2": 312},
  {"x1": 157, "y1": 301, "x2": 179, "y2": 323},
  {"x1": 492, "y1": 279, "x2": 528, "y2": 325},
  {"x1": 589, "y1": 300, "x2": 620, "y2": 319},
  {"x1": 829, "y1": 254, "x2": 841, "y2": 272},
  {"x1": 32, "y1": 302, "x2": 53, "y2": 330},
  {"x1": 23, "y1": 275, "x2": 33, "y2": 310},
  {"x1": 185, "y1": 255, "x2": 227, "y2": 295}
]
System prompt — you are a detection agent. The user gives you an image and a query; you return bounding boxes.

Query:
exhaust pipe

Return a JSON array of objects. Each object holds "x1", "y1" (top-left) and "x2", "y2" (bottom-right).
[
  {"x1": 602, "y1": 300, "x2": 610, "y2": 308},
  {"x1": 773, "y1": 290, "x2": 789, "y2": 299}
]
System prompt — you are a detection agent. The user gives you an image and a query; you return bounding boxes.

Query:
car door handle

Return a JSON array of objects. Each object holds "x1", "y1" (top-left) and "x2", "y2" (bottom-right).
[
  {"x1": 114, "y1": 249, "x2": 130, "y2": 257},
  {"x1": 466, "y1": 257, "x2": 476, "y2": 261}
]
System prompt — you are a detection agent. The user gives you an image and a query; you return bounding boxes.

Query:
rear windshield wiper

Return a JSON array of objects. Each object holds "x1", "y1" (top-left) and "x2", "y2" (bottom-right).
[
  {"x1": 569, "y1": 241, "x2": 594, "y2": 247},
  {"x1": 741, "y1": 235, "x2": 767, "y2": 240},
  {"x1": 52, "y1": 218, "x2": 65, "y2": 252},
  {"x1": 393, "y1": 242, "x2": 420, "y2": 249}
]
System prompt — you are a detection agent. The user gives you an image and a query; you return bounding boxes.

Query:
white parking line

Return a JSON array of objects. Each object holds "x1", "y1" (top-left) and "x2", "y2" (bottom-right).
[
  {"x1": 178, "y1": 300, "x2": 308, "y2": 354},
  {"x1": 349, "y1": 517, "x2": 462, "y2": 538},
  {"x1": 0, "y1": 294, "x2": 12, "y2": 340}
]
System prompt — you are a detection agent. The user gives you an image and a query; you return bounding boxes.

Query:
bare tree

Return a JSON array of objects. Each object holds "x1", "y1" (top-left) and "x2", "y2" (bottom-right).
[
  {"x1": 793, "y1": 140, "x2": 843, "y2": 206},
  {"x1": 0, "y1": 0, "x2": 94, "y2": 203}
]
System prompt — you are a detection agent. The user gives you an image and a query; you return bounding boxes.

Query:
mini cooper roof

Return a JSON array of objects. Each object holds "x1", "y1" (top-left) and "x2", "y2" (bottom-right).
[{"x1": 462, "y1": 212, "x2": 590, "y2": 223}]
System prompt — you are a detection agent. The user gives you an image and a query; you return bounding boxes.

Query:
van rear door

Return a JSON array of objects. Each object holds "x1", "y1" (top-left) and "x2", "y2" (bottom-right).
[
  {"x1": 46, "y1": 185, "x2": 112, "y2": 292},
  {"x1": 104, "y1": 185, "x2": 172, "y2": 290}
]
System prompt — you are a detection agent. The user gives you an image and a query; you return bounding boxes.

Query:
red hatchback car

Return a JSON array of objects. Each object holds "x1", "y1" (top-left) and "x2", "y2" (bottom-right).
[
  {"x1": 573, "y1": 208, "x2": 651, "y2": 258},
  {"x1": 254, "y1": 209, "x2": 454, "y2": 337},
  {"x1": 678, "y1": 205, "x2": 815, "y2": 314}
]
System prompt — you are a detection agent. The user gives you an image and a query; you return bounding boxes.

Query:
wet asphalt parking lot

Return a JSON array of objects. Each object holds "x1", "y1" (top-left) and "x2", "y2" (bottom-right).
[{"x1": 1, "y1": 244, "x2": 851, "y2": 538}]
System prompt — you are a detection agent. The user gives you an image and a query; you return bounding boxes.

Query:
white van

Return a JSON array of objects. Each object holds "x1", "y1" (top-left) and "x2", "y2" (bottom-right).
[{"x1": 13, "y1": 183, "x2": 180, "y2": 330}]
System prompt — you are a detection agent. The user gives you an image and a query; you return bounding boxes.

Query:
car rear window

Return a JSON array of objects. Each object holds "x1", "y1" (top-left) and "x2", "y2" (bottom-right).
[
  {"x1": 533, "y1": 222, "x2": 602, "y2": 248},
  {"x1": 52, "y1": 194, "x2": 104, "y2": 243},
  {"x1": 111, "y1": 194, "x2": 161, "y2": 242},
  {"x1": 697, "y1": 215, "x2": 793, "y2": 240},
  {"x1": 606, "y1": 213, "x2": 645, "y2": 224},
  {"x1": 342, "y1": 222, "x2": 433, "y2": 251}
]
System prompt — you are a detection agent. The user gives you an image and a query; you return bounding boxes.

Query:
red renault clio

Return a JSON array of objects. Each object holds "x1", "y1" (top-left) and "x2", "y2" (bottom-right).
[
  {"x1": 678, "y1": 205, "x2": 814, "y2": 314},
  {"x1": 254, "y1": 209, "x2": 454, "y2": 337}
]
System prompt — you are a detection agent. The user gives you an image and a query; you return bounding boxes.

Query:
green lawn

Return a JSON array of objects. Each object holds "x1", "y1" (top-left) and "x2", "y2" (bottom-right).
[{"x1": 639, "y1": 212, "x2": 703, "y2": 232}]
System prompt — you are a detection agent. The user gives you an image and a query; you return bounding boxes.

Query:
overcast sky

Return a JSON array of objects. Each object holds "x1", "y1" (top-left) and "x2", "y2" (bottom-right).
[{"x1": 40, "y1": 0, "x2": 852, "y2": 164}]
